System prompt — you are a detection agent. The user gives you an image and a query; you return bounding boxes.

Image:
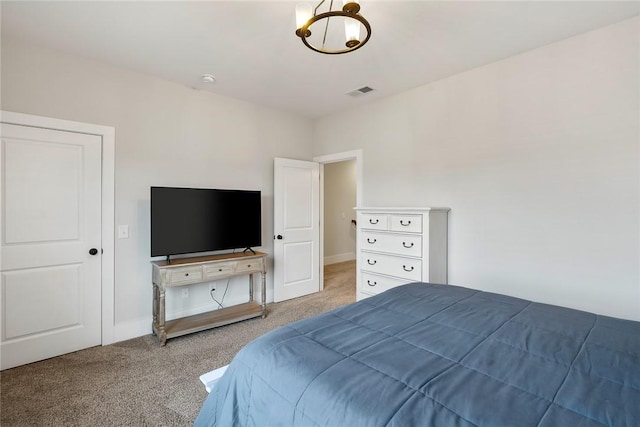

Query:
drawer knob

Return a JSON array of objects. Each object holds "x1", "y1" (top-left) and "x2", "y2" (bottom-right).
[
  {"x1": 218, "y1": 268, "x2": 222, "y2": 272},
  {"x1": 367, "y1": 259, "x2": 377, "y2": 265},
  {"x1": 400, "y1": 220, "x2": 411, "y2": 226},
  {"x1": 367, "y1": 280, "x2": 377, "y2": 287},
  {"x1": 369, "y1": 219, "x2": 379, "y2": 224},
  {"x1": 402, "y1": 242, "x2": 414, "y2": 248},
  {"x1": 402, "y1": 265, "x2": 414, "y2": 272},
  {"x1": 185, "y1": 273, "x2": 189, "y2": 276},
  {"x1": 367, "y1": 238, "x2": 376, "y2": 244},
  {"x1": 248, "y1": 265, "x2": 251, "y2": 268}
]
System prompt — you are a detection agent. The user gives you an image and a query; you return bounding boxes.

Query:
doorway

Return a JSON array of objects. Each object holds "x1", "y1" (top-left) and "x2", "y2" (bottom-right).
[{"x1": 314, "y1": 150, "x2": 362, "y2": 297}]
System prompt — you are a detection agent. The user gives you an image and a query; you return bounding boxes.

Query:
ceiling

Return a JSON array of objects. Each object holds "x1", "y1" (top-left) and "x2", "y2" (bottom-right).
[{"x1": 2, "y1": 1, "x2": 639, "y2": 119}]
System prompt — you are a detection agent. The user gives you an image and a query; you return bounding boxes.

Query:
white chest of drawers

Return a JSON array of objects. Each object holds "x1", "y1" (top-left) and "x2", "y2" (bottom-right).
[{"x1": 355, "y1": 207, "x2": 449, "y2": 300}]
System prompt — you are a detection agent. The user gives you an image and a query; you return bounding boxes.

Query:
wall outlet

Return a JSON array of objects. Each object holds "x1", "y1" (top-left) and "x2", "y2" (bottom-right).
[
  {"x1": 182, "y1": 288, "x2": 189, "y2": 298},
  {"x1": 117, "y1": 225, "x2": 129, "y2": 239}
]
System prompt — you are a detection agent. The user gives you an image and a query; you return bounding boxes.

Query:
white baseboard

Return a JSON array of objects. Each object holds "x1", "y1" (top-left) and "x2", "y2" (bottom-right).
[{"x1": 324, "y1": 252, "x2": 355, "y2": 266}]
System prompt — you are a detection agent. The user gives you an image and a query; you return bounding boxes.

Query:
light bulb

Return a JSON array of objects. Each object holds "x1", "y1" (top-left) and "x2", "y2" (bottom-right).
[
  {"x1": 295, "y1": 3, "x2": 313, "y2": 30},
  {"x1": 343, "y1": 0, "x2": 361, "y2": 44},
  {"x1": 344, "y1": 19, "x2": 360, "y2": 43}
]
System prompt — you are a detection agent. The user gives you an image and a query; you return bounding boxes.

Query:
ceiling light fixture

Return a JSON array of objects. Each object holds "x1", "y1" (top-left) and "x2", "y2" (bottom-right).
[{"x1": 295, "y1": 0, "x2": 371, "y2": 55}]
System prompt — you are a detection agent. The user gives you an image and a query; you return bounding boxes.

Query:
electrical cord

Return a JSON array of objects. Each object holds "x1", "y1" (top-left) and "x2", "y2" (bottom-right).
[
  {"x1": 210, "y1": 278, "x2": 230, "y2": 309},
  {"x1": 209, "y1": 249, "x2": 236, "y2": 309}
]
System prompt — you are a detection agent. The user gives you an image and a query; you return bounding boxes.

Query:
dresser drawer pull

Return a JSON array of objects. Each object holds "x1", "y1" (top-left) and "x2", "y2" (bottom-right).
[
  {"x1": 218, "y1": 269, "x2": 222, "y2": 271},
  {"x1": 400, "y1": 220, "x2": 411, "y2": 226},
  {"x1": 366, "y1": 238, "x2": 377, "y2": 244},
  {"x1": 184, "y1": 273, "x2": 189, "y2": 276},
  {"x1": 402, "y1": 265, "x2": 414, "y2": 272},
  {"x1": 248, "y1": 265, "x2": 251, "y2": 268},
  {"x1": 367, "y1": 280, "x2": 377, "y2": 287},
  {"x1": 402, "y1": 242, "x2": 414, "y2": 248},
  {"x1": 367, "y1": 259, "x2": 377, "y2": 265},
  {"x1": 369, "y1": 219, "x2": 379, "y2": 224}
]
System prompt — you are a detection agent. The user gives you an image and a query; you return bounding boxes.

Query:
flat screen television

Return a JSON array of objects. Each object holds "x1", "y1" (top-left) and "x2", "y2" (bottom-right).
[{"x1": 150, "y1": 187, "x2": 261, "y2": 258}]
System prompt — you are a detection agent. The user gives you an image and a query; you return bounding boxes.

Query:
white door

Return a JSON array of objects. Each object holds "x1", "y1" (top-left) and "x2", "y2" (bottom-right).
[
  {"x1": 273, "y1": 158, "x2": 320, "y2": 302},
  {"x1": 0, "y1": 123, "x2": 102, "y2": 370}
]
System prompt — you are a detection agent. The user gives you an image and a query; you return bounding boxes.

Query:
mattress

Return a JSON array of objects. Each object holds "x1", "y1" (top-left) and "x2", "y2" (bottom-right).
[{"x1": 194, "y1": 282, "x2": 640, "y2": 426}]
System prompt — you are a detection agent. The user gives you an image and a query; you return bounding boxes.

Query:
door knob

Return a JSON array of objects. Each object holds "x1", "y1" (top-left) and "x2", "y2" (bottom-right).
[
  {"x1": 276, "y1": 235, "x2": 283, "y2": 240},
  {"x1": 89, "y1": 248, "x2": 99, "y2": 256}
]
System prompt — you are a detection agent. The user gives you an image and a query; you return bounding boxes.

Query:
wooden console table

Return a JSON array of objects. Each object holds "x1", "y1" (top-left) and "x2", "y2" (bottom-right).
[{"x1": 151, "y1": 251, "x2": 267, "y2": 346}]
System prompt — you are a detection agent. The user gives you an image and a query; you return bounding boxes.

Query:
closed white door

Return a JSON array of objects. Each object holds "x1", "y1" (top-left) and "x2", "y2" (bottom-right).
[
  {"x1": 0, "y1": 123, "x2": 102, "y2": 370},
  {"x1": 273, "y1": 158, "x2": 320, "y2": 302}
]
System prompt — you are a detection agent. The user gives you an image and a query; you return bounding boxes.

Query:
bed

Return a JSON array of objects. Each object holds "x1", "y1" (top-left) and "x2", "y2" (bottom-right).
[{"x1": 194, "y1": 282, "x2": 639, "y2": 427}]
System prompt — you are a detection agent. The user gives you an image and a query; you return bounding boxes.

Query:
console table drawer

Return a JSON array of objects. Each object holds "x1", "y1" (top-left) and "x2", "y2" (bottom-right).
[
  {"x1": 204, "y1": 262, "x2": 234, "y2": 280},
  {"x1": 166, "y1": 266, "x2": 203, "y2": 285},
  {"x1": 236, "y1": 258, "x2": 263, "y2": 273}
]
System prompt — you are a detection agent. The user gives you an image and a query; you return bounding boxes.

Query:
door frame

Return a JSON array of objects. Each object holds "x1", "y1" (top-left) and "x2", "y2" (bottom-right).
[
  {"x1": 313, "y1": 149, "x2": 363, "y2": 291},
  {"x1": 0, "y1": 110, "x2": 115, "y2": 346}
]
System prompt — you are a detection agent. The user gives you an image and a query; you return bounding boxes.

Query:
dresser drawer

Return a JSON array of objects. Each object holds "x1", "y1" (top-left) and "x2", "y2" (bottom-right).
[
  {"x1": 235, "y1": 258, "x2": 263, "y2": 274},
  {"x1": 389, "y1": 214, "x2": 422, "y2": 233},
  {"x1": 360, "y1": 253, "x2": 422, "y2": 282},
  {"x1": 204, "y1": 262, "x2": 234, "y2": 280},
  {"x1": 357, "y1": 291, "x2": 373, "y2": 301},
  {"x1": 359, "y1": 213, "x2": 388, "y2": 231},
  {"x1": 166, "y1": 266, "x2": 203, "y2": 285},
  {"x1": 360, "y1": 231, "x2": 422, "y2": 257},
  {"x1": 361, "y1": 272, "x2": 408, "y2": 295}
]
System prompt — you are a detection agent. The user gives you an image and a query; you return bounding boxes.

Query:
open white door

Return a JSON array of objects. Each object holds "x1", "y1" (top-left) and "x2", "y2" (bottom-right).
[
  {"x1": 0, "y1": 123, "x2": 102, "y2": 370},
  {"x1": 273, "y1": 158, "x2": 320, "y2": 302}
]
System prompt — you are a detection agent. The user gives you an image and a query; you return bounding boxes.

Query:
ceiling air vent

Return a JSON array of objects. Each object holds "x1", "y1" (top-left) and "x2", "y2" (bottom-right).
[{"x1": 346, "y1": 86, "x2": 375, "y2": 97}]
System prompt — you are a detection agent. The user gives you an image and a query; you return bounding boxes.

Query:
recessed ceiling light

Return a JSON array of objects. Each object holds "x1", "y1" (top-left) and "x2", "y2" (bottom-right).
[{"x1": 202, "y1": 74, "x2": 216, "y2": 84}]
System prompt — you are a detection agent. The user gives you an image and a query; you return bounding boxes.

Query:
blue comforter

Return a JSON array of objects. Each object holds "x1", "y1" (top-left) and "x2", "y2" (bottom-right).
[{"x1": 195, "y1": 283, "x2": 640, "y2": 426}]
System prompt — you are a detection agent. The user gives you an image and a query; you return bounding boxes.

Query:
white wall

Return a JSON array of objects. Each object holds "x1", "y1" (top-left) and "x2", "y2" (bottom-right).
[
  {"x1": 323, "y1": 160, "x2": 357, "y2": 265},
  {"x1": 314, "y1": 17, "x2": 640, "y2": 321},
  {"x1": 1, "y1": 39, "x2": 314, "y2": 340},
  {"x1": 2, "y1": 15, "x2": 638, "y2": 343}
]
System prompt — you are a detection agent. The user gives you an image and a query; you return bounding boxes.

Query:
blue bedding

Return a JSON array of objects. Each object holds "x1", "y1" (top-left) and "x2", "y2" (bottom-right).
[{"x1": 195, "y1": 283, "x2": 640, "y2": 427}]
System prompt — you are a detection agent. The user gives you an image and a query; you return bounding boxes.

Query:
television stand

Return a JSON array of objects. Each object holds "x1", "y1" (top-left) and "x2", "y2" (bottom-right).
[{"x1": 151, "y1": 251, "x2": 267, "y2": 346}]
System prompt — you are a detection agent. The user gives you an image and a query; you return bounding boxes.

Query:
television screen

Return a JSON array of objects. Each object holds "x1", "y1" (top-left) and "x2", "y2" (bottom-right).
[{"x1": 151, "y1": 187, "x2": 261, "y2": 257}]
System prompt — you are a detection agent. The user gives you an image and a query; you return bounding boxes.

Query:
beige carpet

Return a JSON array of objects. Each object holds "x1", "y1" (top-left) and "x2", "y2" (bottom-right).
[{"x1": 0, "y1": 261, "x2": 355, "y2": 426}]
